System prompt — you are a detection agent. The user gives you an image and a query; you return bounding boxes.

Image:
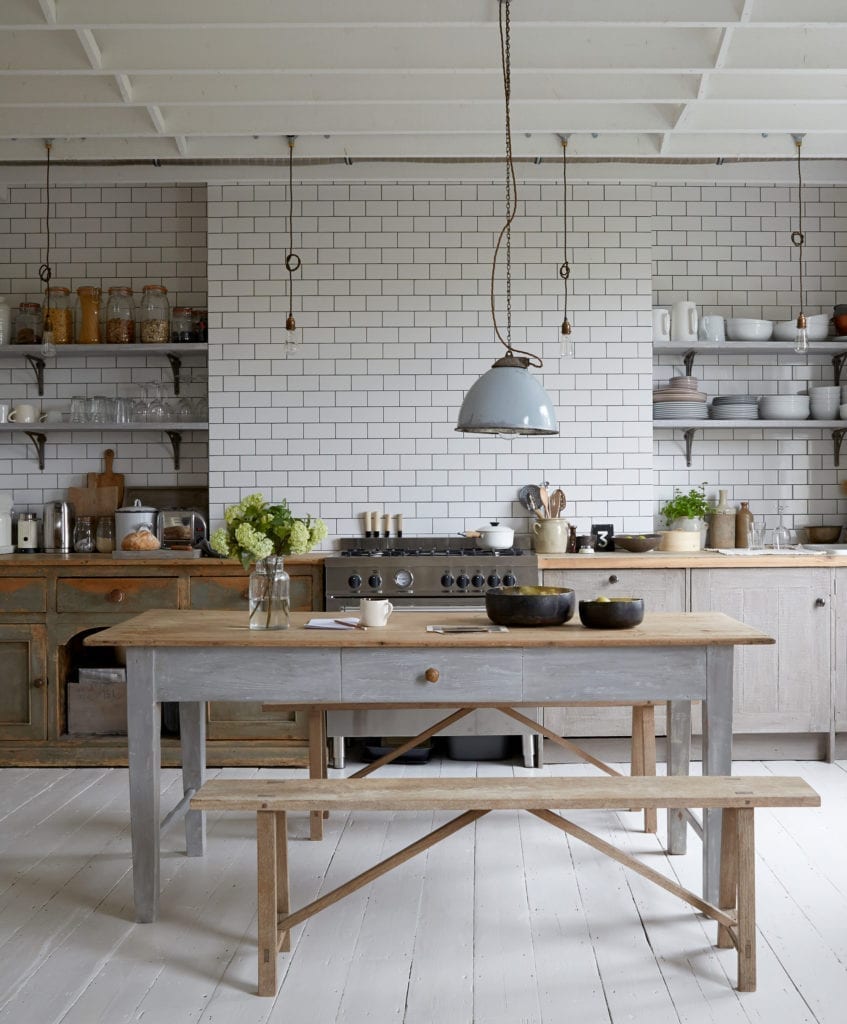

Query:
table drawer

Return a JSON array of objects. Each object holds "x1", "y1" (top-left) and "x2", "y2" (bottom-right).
[
  {"x1": 0, "y1": 577, "x2": 47, "y2": 613},
  {"x1": 341, "y1": 648, "x2": 523, "y2": 703},
  {"x1": 57, "y1": 577, "x2": 179, "y2": 614}
]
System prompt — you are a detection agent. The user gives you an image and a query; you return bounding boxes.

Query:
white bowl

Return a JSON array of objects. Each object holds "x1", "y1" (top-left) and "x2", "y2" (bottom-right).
[
  {"x1": 759, "y1": 395, "x2": 810, "y2": 420},
  {"x1": 772, "y1": 313, "x2": 830, "y2": 342},
  {"x1": 839, "y1": 404, "x2": 847, "y2": 419},
  {"x1": 810, "y1": 385, "x2": 841, "y2": 396},
  {"x1": 726, "y1": 318, "x2": 773, "y2": 341}
]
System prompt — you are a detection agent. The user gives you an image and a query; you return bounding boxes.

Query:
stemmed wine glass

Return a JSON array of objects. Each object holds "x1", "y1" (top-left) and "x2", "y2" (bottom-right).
[{"x1": 773, "y1": 505, "x2": 791, "y2": 549}]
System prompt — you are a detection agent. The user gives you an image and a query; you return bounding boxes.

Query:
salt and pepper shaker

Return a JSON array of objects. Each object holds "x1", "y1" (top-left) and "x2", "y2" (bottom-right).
[
  {"x1": 395, "y1": 513, "x2": 403, "y2": 538},
  {"x1": 382, "y1": 513, "x2": 390, "y2": 538}
]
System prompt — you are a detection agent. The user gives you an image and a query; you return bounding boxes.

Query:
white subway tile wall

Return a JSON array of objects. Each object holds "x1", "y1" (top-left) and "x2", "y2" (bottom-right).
[
  {"x1": 206, "y1": 181, "x2": 655, "y2": 541},
  {"x1": 653, "y1": 183, "x2": 847, "y2": 532},
  {"x1": 0, "y1": 184, "x2": 208, "y2": 513}
]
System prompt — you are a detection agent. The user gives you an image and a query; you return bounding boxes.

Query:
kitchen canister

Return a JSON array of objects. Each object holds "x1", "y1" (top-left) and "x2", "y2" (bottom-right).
[
  {"x1": 708, "y1": 489, "x2": 736, "y2": 548},
  {"x1": 532, "y1": 518, "x2": 570, "y2": 553}
]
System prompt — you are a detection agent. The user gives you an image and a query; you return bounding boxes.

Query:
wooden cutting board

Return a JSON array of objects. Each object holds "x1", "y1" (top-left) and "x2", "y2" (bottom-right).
[
  {"x1": 87, "y1": 449, "x2": 124, "y2": 507},
  {"x1": 68, "y1": 486, "x2": 119, "y2": 517}
]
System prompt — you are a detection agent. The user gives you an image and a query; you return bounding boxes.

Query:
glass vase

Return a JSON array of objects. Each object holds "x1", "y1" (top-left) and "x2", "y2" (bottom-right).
[{"x1": 248, "y1": 557, "x2": 290, "y2": 630}]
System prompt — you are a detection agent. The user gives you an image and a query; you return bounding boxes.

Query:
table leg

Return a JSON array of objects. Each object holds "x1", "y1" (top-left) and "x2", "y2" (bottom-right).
[
  {"x1": 126, "y1": 648, "x2": 161, "y2": 923},
  {"x1": 308, "y1": 708, "x2": 326, "y2": 840},
  {"x1": 666, "y1": 699, "x2": 691, "y2": 854},
  {"x1": 179, "y1": 701, "x2": 206, "y2": 857},
  {"x1": 703, "y1": 645, "x2": 734, "y2": 905}
]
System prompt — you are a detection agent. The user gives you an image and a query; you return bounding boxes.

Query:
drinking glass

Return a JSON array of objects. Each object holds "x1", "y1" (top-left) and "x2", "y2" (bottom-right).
[
  {"x1": 114, "y1": 396, "x2": 134, "y2": 424},
  {"x1": 70, "y1": 396, "x2": 87, "y2": 423},
  {"x1": 748, "y1": 519, "x2": 766, "y2": 550},
  {"x1": 145, "y1": 382, "x2": 170, "y2": 423}
]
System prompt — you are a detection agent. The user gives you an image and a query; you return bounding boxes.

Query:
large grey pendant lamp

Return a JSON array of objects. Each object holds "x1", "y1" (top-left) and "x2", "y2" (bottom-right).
[{"x1": 455, "y1": 0, "x2": 559, "y2": 436}]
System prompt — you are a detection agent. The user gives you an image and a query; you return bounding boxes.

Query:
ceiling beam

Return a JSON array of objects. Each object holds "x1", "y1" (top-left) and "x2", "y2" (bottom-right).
[
  {"x1": 115, "y1": 73, "x2": 133, "y2": 103},
  {"x1": 37, "y1": 0, "x2": 57, "y2": 25},
  {"x1": 146, "y1": 105, "x2": 166, "y2": 134},
  {"x1": 75, "y1": 28, "x2": 102, "y2": 70}
]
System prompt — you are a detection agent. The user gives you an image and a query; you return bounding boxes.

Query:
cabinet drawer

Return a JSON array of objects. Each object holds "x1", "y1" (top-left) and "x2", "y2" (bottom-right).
[
  {"x1": 543, "y1": 567, "x2": 686, "y2": 611},
  {"x1": 341, "y1": 648, "x2": 523, "y2": 703},
  {"x1": 57, "y1": 577, "x2": 179, "y2": 614},
  {"x1": 190, "y1": 573, "x2": 315, "y2": 612},
  {"x1": 0, "y1": 577, "x2": 47, "y2": 613}
]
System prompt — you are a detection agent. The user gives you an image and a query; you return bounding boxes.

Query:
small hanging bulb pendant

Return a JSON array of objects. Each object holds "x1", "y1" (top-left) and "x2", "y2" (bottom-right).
[
  {"x1": 560, "y1": 316, "x2": 574, "y2": 358},
  {"x1": 284, "y1": 314, "x2": 302, "y2": 353},
  {"x1": 794, "y1": 311, "x2": 808, "y2": 354}
]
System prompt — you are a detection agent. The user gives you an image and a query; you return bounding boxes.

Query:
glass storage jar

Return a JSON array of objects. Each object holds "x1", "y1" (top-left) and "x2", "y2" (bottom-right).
[
  {"x1": 171, "y1": 306, "x2": 196, "y2": 343},
  {"x1": 75, "y1": 286, "x2": 102, "y2": 344},
  {"x1": 193, "y1": 308, "x2": 207, "y2": 343},
  {"x1": 73, "y1": 515, "x2": 96, "y2": 553},
  {"x1": 139, "y1": 284, "x2": 169, "y2": 343},
  {"x1": 95, "y1": 516, "x2": 115, "y2": 553},
  {"x1": 15, "y1": 302, "x2": 42, "y2": 344},
  {"x1": 106, "y1": 286, "x2": 135, "y2": 344},
  {"x1": 44, "y1": 286, "x2": 73, "y2": 344}
]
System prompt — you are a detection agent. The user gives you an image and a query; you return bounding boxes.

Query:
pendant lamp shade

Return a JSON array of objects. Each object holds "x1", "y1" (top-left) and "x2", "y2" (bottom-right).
[{"x1": 456, "y1": 356, "x2": 558, "y2": 435}]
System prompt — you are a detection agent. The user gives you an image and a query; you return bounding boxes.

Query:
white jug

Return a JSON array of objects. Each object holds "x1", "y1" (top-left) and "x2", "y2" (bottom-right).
[
  {"x1": 652, "y1": 307, "x2": 670, "y2": 342},
  {"x1": 671, "y1": 301, "x2": 698, "y2": 343}
]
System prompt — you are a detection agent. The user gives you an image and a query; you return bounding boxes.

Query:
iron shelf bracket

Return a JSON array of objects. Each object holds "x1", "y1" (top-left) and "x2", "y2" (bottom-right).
[
  {"x1": 682, "y1": 349, "x2": 696, "y2": 376},
  {"x1": 832, "y1": 353, "x2": 847, "y2": 387},
  {"x1": 683, "y1": 427, "x2": 698, "y2": 468},
  {"x1": 165, "y1": 430, "x2": 183, "y2": 470},
  {"x1": 833, "y1": 428, "x2": 847, "y2": 467},
  {"x1": 24, "y1": 355, "x2": 46, "y2": 396},
  {"x1": 166, "y1": 353, "x2": 182, "y2": 395},
  {"x1": 24, "y1": 430, "x2": 47, "y2": 470}
]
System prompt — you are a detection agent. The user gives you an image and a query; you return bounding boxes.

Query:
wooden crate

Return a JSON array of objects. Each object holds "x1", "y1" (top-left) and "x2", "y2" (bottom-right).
[{"x1": 67, "y1": 668, "x2": 127, "y2": 735}]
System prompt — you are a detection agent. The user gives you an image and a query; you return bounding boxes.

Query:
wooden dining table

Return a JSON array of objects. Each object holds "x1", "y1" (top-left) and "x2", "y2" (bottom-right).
[{"x1": 86, "y1": 609, "x2": 774, "y2": 922}]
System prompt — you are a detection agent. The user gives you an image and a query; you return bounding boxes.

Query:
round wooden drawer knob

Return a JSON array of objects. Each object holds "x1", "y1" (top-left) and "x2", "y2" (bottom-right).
[
  {"x1": 108, "y1": 589, "x2": 126, "y2": 604},
  {"x1": 424, "y1": 667, "x2": 440, "y2": 683},
  {"x1": 608, "y1": 575, "x2": 619, "y2": 584},
  {"x1": 32, "y1": 677, "x2": 45, "y2": 689}
]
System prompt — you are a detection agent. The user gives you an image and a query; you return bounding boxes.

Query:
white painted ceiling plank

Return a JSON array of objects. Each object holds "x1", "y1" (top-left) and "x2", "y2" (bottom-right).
[
  {"x1": 37, "y1": 0, "x2": 56, "y2": 25},
  {"x1": 115, "y1": 73, "x2": 133, "y2": 104},
  {"x1": 75, "y1": 27, "x2": 102, "y2": 70},
  {"x1": 146, "y1": 105, "x2": 166, "y2": 135}
]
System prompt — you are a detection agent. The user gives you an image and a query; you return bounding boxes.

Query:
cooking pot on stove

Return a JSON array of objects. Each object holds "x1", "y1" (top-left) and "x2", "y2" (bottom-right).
[{"x1": 476, "y1": 523, "x2": 514, "y2": 549}]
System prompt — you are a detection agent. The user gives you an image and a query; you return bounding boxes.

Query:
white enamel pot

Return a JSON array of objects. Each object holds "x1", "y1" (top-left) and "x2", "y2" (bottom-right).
[{"x1": 477, "y1": 523, "x2": 515, "y2": 549}]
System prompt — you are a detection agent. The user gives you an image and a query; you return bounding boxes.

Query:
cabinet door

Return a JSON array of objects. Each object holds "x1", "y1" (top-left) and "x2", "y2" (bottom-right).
[
  {"x1": 690, "y1": 568, "x2": 831, "y2": 733},
  {"x1": 0, "y1": 623, "x2": 48, "y2": 740},
  {"x1": 541, "y1": 567, "x2": 686, "y2": 736},
  {"x1": 832, "y1": 569, "x2": 847, "y2": 731}
]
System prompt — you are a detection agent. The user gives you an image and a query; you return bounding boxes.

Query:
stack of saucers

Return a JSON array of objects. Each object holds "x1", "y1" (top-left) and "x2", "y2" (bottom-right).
[
  {"x1": 709, "y1": 395, "x2": 759, "y2": 420},
  {"x1": 653, "y1": 375, "x2": 709, "y2": 420}
]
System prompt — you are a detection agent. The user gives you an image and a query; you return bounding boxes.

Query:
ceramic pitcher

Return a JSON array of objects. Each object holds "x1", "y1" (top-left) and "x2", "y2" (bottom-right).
[
  {"x1": 532, "y1": 518, "x2": 569, "y2": 553},
  {"x1": 671, "y1": 300, "x2": 698, "y2": 343},
  {"x1": 652, "y1": 307, "x2": 670, "y2": 342}
]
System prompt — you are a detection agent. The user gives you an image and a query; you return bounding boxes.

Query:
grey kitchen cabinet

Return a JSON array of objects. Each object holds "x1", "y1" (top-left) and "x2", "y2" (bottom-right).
[
  {"x1": 690, "y1": 568, "x2": 831, "y2": 734},
  {"x1": 832, "y1": 569, "x2": 847, "y2": 733},
  {"x1": 541, "y1": 566, "x2": 686, "y2": 736},
  {"x1": 0, "y1": 623, "x2": 49, "y2": 741}
]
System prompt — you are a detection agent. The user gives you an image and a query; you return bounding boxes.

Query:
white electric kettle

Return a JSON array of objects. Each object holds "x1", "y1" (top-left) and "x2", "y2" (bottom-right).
[{"x1": 671, "y1": 301, "x2": 698, "y2": 343}]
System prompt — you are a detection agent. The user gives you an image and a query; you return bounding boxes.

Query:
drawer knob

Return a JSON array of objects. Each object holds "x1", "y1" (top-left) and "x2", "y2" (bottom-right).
[
  {"x1": 608, "y1": 574, "x2": 619, "y2": 584},
  {"x1": 32, "y1": 677, "x2": 45, "y2": 689},
  {"x1": 815, "y1": 597, "x2": 827, "y2": 608},
  {"x1": 108, "y1": 588, "x2": 126, "y2": 604},
  {"x1": 424, "y1": 667, "x2": 440, "y2": 683}
]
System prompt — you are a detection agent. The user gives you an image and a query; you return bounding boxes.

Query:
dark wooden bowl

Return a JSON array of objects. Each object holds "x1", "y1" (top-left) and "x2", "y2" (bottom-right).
[
  {"x1": 578, "y1": 597, "x2": 645, "y2": 630},
  {"x1": 614, "y1": 533, "x2": 662, "y2": 553},
  {"x1": 485, "y1": 586, "x2": 576, "y2": 627}
]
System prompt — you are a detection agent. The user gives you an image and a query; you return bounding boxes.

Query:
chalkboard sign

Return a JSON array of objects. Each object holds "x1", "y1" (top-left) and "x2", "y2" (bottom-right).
[{"x1": 591, "y1": 523, "x2": 615, "y2": 552}]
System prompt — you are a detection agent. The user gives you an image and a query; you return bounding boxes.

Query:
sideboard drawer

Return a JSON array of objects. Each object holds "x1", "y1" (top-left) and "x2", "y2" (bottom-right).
[
  {"x1": 190, "y1": 573, "x2": 315, "y2": 612},
  {"x1": 57, "y1": 577, "x2": 179, "y2": 614},
  {"x1": 341, "y1": 648, "x2": 523, "y2": 703},
  {"x1": 0, "y1": 577, "x2": 47, "y2": 613}
]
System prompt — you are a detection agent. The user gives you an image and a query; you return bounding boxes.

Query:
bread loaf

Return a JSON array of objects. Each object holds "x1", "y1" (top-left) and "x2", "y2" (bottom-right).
[{"x1": 121, "y1": 527, "x2": 161, "y2": 551}]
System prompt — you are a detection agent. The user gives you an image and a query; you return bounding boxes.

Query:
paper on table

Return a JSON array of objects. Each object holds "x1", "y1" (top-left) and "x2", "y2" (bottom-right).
[
  {"x1": 305, "y1": 617, "x2": 361, "y2": 629},
  {"x1": 426, "y1": 624, "x2": 509, "y2": 634}
]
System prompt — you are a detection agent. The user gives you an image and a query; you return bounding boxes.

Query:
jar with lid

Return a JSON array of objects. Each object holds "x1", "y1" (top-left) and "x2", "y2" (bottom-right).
[
  {"x1": 15, "y1": 302, "x2": 42, "y2": 345},
  {"x1": 75, "y1": 286, "x2": 102, "y2": 344},
  {"x1": 171, "y1": 306, "x2": 196, "y2": 343},
  {"x1": 44, "y1": 286, "x2": 73, "y2": 344},
  {"x1": 106, "y1": 286, "x2": 135, "y2": 344},
  {"x1": 139, "y1": 284, "x2": 169, "y2": 343},
  {"x1": 73, "y1": 515, "x2": 96, "y2": 553},
  {"x1": 95, "y1": 515, "x2": 115, "y2": 553}
]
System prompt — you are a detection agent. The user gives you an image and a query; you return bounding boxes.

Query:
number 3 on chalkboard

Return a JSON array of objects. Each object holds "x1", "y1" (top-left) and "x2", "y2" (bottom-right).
[{"x1": 591, "y1": 523, "x2": 615, "y2": 551}]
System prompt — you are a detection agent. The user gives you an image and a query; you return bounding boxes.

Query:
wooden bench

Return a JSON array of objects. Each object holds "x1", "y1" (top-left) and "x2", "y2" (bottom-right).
[{"x1": 190, "y1": 774, "x2": 820, "y2": 998}]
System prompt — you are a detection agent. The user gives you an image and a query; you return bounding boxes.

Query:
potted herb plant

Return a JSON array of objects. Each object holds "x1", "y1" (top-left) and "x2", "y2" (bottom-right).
[{"x1": 658, "y1": 482, "x2": 709, "y2": 549}]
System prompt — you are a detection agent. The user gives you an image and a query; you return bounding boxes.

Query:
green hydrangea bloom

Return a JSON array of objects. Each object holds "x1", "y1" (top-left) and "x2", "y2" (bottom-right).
[
  {"x1": 210, "y1": 527, "x2": 230, "y2": 556},
  {"x1": 216, "y1": 493, "x2": 327, "y2": 568}
]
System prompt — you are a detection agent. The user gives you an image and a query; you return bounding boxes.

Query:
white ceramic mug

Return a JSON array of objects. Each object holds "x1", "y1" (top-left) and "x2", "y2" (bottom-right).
[
  {"x1": 671, "y1": 301, "x2": 698, "y2": 342},
  {"x1": 652, "y1": 307, "x2": 670, "y2": 342},
  {"x1": 39, "y1": 409, "x2": 63, "y2": 423},
  {"x1": 0, "y1": 401, "x2": 9, "y2": 424},
  {"x1": 360, "y1": 598, "x2": 394, "y2": 628},
  {"x1": 699, "y1": 315, "x2": 726, "y2": 343},
  {"x1": 8, "y1": 403, "x2": 37, "y2": 423}
]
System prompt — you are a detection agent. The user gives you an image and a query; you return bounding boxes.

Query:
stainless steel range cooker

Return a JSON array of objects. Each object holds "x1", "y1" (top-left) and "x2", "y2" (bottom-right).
[
  {"x1": 323, "y1": 537, "x2": 541, "y2": 768},
  {"x1": 324, "y1": 536, "x2": 539, "y2": 612}
]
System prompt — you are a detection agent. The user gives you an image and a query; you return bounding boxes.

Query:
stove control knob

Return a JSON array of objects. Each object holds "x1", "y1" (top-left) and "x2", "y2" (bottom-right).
[
  {"x1": 471, "y1": 573, "x2": 485, "y2": 589},
  {"x1": 456, "y1": 573, "x2": 470, "y2": 589},
  {"x1": 440, "y1": 572, "x2": 455, "y2": 588},
  {"x1": 487, "y1": 573, "x2": 501, "y2": 588},
  {"x1": 368, "y1": 573, "x2": 382, "y2": 590},
  {"x1": 348, "y1": 573, "x2": 362, "y2": 590},
  {"x1": 502, "y1": 572, "x2": 517, "y2": 587}
]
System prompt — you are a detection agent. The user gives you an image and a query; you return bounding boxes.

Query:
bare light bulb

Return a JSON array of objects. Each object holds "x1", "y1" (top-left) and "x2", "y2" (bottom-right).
[
  {"x1": 560, "y1": 317, "x2": 574, "y2": 358},
  {"x1": 794, "y1": 312, "x2": 808, "y2": 354},
  {"x1": 284, "y1": 314, "x2": 302, "y2": 353}
]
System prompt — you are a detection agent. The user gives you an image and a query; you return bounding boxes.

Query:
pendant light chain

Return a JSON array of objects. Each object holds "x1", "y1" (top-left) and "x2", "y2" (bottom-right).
[
  {"x1": 792, "y1": 135, "x2": 805, "y2": 317},
  {"x1": 39, "y1": 140, "x2": 53, "y2": 292},
  {"x1": 284, "y1": 135, "x2": 302, "y2": 334},
  {"x1": 559, "y1": 136, "x2": 572, "y2": 336}
]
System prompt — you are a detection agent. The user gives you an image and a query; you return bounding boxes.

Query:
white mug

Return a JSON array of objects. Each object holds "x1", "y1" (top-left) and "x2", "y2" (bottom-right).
[
  {"x1": 39, "y1": 409, "x2": 63, "y2": 423},
  {"x1": 8, "y1": 403, "x2": 37, "y2": 423},
  {"x1": 699, "y1": 315, "x2": 726, "y2": 343},
  {"x1": 670, "y1": 300, "x2": 698, "y2": 343},
  {"x1": 360, "y1": 598, "x2": 394, "y2": 628},
  {"x1": 0, "y1": 401, "x2": 9, "y2": 424},
  {"x1": 652, "y1": 307, "x2": 670, "y2": 342}
]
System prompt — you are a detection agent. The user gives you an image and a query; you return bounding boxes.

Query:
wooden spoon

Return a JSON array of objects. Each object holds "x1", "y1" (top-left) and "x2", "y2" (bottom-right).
[
  {"x1": 538, "y1": 483, "x2": 550, "y2": 518},
  {"x1": 549, "y1": 490, "x2": 561, "y2": 518},
  {"x1": 551, "y1": 488, "x2": 566, "y2": 518}
]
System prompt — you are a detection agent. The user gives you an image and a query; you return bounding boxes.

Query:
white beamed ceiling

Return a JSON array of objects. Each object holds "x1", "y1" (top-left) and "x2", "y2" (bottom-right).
[{"x1": 2, "y1": 0, "x2": 847, "y2": 165}]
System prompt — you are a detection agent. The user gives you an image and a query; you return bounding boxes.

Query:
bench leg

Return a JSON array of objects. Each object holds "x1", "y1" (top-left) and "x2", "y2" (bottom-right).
[
  {"x1": 308, "y1": 709, "x2": 325, "y2": 841},
  {"x1": 277, "y1": 811, "x2": 290, "y2": 952},
  {"x1": 257, "y1": 810, "x2": 281, "y2": 997},
  {"x1": 630, "y1": 704, "x2": 657, "y2": 833},
  {"x1": 736, "y1": 808, "x2": 756, "y2": 992},
  {"x1": 717, "y1": 807, "x2": 738, "y2": 950}
]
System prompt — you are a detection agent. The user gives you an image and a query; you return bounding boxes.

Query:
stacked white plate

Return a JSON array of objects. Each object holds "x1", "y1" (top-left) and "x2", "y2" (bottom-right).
[
  {"x1": 653, "y1": 376, "x2": 709, "y2": 420},
  {"x1": 758, "y1": 395, "x2": 810, "y2": 420},
  {"x1": 710, "y1": 394, "x2": 759, "y2": 420},
  {"x1": 654, "y1": 401, "x2": 708, "y2": 419}
]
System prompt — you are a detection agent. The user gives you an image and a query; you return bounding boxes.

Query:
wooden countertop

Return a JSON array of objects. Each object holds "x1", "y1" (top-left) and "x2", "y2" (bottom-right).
[
  {"x1": 0, "y1": 553, "x2": 325, "y2": 569},
  {"x1": 86, "y1": 609, "x2": 773, "y2": 649},
  {"x1": 537, "y1": 550, "x2": 846, "y2": 569}
]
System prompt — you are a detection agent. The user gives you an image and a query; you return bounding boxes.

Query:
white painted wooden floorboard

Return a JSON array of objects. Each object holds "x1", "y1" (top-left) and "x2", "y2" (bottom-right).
[{"x1": 0, "y1": 760, "x2": 845, "y2": 1024}]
